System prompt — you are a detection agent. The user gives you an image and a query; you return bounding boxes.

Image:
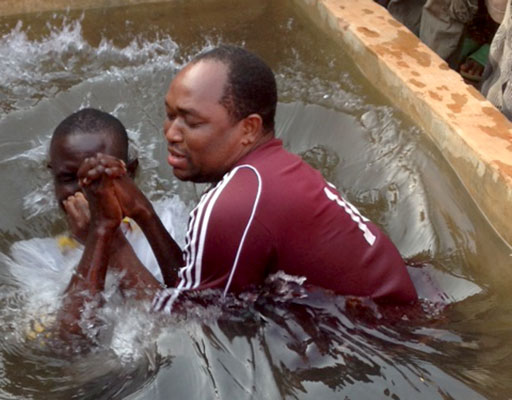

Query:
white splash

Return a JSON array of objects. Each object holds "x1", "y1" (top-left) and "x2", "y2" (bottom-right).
[{"x1": 0, "y1": 18, "x2": 180, "y2": 116}]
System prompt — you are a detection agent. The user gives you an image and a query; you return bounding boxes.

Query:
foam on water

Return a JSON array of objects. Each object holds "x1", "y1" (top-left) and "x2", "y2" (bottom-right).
[
  {"x1": 277, "y1": 62, "x2": 367, "y2": 114},
  {"x1": 0, "y1": 17, "x2": 180, "y2": 117}
]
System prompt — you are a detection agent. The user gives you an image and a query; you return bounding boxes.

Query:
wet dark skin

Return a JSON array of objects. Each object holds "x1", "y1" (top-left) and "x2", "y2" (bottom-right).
[
  {"x1": 49, "y1": 132, "x2": 163, "y2": 337},
  {"x1": 56, "y1": 153, "x2": 182, "y2": 338},
  {"x1": 49, "y1": 132, "x2": 127, "y2": 241},
  {"x1": 164, "y1": 60, "x2": 271, "y2": 183},
  {"x1": 49, "y1": 133, "x2": 165, "y2": 291},
  {"x1": 49, "y1": 132, "x2": 180, "y2": 285},
  {"x1": 59, "y1": 60, "x2": 272, "y2": 337}
]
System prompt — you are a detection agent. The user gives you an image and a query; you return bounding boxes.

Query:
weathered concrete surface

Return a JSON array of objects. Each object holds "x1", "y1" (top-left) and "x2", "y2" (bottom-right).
[{"x1": 295, "y1": 0, "x2": 512, "y2": 247}]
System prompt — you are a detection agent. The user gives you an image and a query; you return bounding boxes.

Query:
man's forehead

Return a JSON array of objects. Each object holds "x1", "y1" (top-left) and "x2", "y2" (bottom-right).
[{"x1": 170, "y1": 60, "x2": 228, "y2": 101}]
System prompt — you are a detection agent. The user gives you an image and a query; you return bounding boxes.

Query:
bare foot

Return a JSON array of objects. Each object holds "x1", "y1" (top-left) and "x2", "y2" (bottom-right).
[{"x1": 460, "y1": 58, "x2": 484, "y2": 82}]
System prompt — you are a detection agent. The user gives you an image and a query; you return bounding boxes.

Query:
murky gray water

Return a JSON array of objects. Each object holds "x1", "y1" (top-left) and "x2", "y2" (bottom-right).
[{"x1": 0, "y1": 1, "x2": 511, "y2": 399}]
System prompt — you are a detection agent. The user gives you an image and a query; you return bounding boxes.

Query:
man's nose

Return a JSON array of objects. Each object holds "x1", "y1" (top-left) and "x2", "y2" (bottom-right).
[{"x1": 164, "y1": 117, "x2": 184, "y2": 142}]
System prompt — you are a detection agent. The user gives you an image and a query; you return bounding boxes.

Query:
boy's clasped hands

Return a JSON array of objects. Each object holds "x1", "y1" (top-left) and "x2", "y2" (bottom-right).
[{"x1": 77, "y1": 153, "x2": 148, "y2": 234}]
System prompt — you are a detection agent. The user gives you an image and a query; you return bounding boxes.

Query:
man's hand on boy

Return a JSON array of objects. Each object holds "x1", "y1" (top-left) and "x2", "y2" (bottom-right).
[
  {"x1": 78, "y1": 153, "x2": 127, "y2": 185},
  {"x1": 76, "y1": 152, "x2": 155, "y2": 231},
  {"x1": 78, "y1": 153, "x2": 125, "y2": 230}
]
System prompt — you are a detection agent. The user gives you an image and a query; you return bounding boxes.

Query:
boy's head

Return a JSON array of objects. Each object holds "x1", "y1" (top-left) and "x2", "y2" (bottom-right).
[{"x1": 48, "y1": 108, "x2": 137, "y2": 209}]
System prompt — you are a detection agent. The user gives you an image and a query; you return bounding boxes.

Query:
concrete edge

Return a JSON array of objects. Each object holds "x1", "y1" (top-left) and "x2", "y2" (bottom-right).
[{"x1": 295, "y1": 0, "x2": 512, "y2": 247}]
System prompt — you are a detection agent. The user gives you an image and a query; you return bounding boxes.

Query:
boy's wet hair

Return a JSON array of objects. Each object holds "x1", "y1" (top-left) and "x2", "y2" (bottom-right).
[{"x1": 51, "y1": 108, "x2": 130, "y2": 162}]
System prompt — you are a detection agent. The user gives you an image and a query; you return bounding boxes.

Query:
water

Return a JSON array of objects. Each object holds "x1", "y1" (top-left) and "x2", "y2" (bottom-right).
[{"x1": 0, "y1": 0, "x2": 511, "y2": 398}]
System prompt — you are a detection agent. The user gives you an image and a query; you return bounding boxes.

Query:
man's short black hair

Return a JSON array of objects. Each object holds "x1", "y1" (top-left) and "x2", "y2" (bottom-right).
[
  {"x1": 51, "y1": 108, "x2": 129, "y2": 161},
  {"x1": 192, "y1": 45, "x2": 277, "y2": 133}
]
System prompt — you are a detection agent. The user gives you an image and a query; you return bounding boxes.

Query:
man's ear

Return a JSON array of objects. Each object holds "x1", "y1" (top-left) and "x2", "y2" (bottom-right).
[
  {"x1": 240, "y1": 114, "x2": 264, "y2": 145},
  {"x1": 127, "y1": 158, "x2": 139, "y2": 179}
]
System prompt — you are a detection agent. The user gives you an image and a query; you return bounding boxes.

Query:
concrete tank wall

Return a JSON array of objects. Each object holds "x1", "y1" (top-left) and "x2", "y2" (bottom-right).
[{"x1": 293, "y1": 0, "x2": 512, "y2": 247}]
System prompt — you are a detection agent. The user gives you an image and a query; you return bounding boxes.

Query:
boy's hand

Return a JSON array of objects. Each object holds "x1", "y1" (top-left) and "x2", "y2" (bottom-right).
[
  {"x1": 78, "y1": 154, "x2": 125, "y2": 230},
  {"x1": 63, "y1": 192, "x2": 90, "y2": 244},
  {"x1": 77, "y1": 153, "x2": 153, "y2": 227}
]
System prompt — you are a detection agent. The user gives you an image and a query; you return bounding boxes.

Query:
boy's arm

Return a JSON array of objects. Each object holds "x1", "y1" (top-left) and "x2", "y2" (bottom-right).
[
  {"x1": 112, "y1": 175, "x2": 183, "y2": 287},
  {"x1": 56, "y1": 167, "x2": 122, "y2": 339},
  {"x1": 80, "y1": 153, "x2": 183, "y2": 287},
  {"x1": 63, "y1": 191, "x2": 165, "y2": 291},
  {"x1": 109, "y1": 231, "x2": 163, "y2": 298},
  {"x1": 57, "y1": 221, "x2": 115, "y2": 338}
]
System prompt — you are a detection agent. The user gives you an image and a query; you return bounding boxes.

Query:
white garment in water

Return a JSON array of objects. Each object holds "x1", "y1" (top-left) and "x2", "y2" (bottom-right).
[{"x1": 7, "y1": 196, "x2": 190, "y2": 299}]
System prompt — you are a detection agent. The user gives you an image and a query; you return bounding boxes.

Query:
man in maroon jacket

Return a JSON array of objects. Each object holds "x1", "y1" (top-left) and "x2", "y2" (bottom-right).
[{"x1": 58, "y1": 45, "x2": 416, "y2": 335}]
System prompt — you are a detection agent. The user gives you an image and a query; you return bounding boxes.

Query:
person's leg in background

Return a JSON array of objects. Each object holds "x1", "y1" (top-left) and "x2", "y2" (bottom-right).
[
  {"x1": 480, "y1": 0, "x2": 512, "y2": 119},
  {"x1": 387, "y1": 0, "x2": 427, "y2": 36},
  {"x1": 420, "y1": 0, "x2": 478, "y2": 67}
]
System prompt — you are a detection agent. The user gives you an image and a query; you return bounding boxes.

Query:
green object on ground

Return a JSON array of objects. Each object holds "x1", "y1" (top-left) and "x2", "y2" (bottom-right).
[
  {"x1": 460, "y1": 43, "x2": 490, "y2": 82},
  {"x1": 468, "y1": 43, "x2": 490, "y2": 67},
  {"x1": 459, "y1": 36, "x2": 481, "y2": 62}
]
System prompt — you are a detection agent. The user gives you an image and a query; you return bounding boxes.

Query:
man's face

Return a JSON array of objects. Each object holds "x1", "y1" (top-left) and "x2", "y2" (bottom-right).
[
  {"x1": 48, "y1": 132, "x2": 123, "y2": 209},
  {"x1": 164, "y1": 60, "x2": 247, "y2": 183}
]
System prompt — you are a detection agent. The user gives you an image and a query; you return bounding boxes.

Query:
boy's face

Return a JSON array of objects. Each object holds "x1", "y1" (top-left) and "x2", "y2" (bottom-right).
[{"x1": 48, "y1": 132, "x2": 125, "y2": 209}]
